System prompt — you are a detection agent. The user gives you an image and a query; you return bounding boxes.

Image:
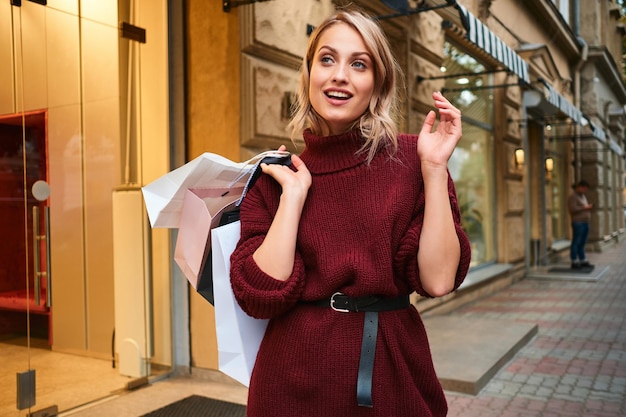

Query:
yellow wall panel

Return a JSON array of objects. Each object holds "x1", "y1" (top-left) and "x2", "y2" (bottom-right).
[
  {"x1": 186, "y1": 0, "x2": 240, "y2": 161},
  {"x1": 80, "y1": 18, "x2": 119, "y2": 105},
  {"x1": 83, "y1": 96, "x2": 120, "y2": 354},
  {"x1": 80, "y1": 0, "x2": 117, "y2": 27},
  {"x1": 46, "y1": 7, "x2": 80, "y2": 109},
  {"x1": 16, "y1": 1, "x2": 48, "y2": 112},
  {"x1": 135, "y1": 0, "x2": 172, "y2": 368},
  {"x1": 0, "y1": 2, "x2": 15, "y2": 115},
  {"x1": 186, "y1": 0, "x2": 240, "y2": 370},
  {"x1": 48, "y1": 103, "x2": 87, "y2": 352},
  {"x1": 47, "y1": 0, "x2": 78, "y2": 15},
  {"x1": 137, "y1": 2, "x2": 170, "y2": 184}
]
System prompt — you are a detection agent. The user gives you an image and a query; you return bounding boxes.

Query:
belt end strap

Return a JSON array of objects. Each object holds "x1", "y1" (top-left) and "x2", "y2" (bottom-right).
[{"x1": 357, "y1": 311, "x2": 378, "y2": 407}]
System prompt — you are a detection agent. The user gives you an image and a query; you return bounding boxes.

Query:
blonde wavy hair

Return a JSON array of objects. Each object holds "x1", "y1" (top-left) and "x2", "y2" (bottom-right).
[{"x1": 287, "y1": 9, "x2": 403, "y2": 163}]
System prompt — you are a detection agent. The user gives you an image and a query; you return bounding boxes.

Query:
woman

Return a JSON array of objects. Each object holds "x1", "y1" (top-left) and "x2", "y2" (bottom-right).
[{"x1": 230, "y1": 8, "x2": 471, "y2": 416}]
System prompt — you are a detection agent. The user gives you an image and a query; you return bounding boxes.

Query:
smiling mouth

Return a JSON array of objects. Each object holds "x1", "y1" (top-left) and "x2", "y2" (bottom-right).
[{"x1": 325, "y1": 91, "x2": 351, "y2": 100}]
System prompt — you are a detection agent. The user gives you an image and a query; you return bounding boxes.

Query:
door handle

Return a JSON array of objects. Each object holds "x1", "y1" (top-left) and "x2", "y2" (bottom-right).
[
  {"x1": 33, "y1": 206, "x2": 42, "y2": 306},
  {"x1": 44, "y1": 206, "x2": 51, "y2": 308},
  {"x1": 32, "y1": 206, "x2": 51, "y2": 307}
]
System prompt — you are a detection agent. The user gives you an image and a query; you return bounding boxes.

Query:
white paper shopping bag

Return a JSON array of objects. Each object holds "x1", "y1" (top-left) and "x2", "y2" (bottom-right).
[
  {"x1": 142, "y1": 150, "x2": 290, "y2": 228},
  {"x1": 211, "y1": 221, "x2": 269, "y2": 387}
]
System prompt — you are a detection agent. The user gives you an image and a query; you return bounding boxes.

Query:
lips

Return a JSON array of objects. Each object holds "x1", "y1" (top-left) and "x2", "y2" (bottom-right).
[{"x1": 325, "y1": 89, "x2": 352, "y2": 100}]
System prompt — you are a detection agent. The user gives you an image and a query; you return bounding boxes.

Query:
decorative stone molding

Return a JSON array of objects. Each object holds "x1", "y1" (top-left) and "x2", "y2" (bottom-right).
[
  {"x1": 503, "y1": 142, "x2": 524, "y2": 178},
  {"x1": 505, "y1": 217, "x2": 525, "y2": 261},
  {"x1": 504, "y1": 106, "x2": 522, "y2": 141},
  {"x1": 240, "y1": 7, "x2": 303, "y2": 71},
  {"x1": 241, "y1": 1, "x2": 335, "y2": 63},
  {"x1": 506, "y1": 179, "x2": 525, "y2": 212},
  {"x1": 240, "y1": 55, "x2": 300, "y2": 152},
  {"x1": 478, "y1": 0, "x2": 493, "y2": 21}
]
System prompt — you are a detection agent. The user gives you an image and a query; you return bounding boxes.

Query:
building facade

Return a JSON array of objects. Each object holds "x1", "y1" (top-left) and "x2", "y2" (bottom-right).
[
  {"x1": 211, "y1": 0, "x2": 626, "y2": 315},
  {"x1": 0, "y1": 0, "x2": 624, "y2": 413}
]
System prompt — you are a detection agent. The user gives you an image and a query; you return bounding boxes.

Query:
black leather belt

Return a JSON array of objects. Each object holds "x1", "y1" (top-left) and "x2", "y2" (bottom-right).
[{"x1": 307, "y1": 293, "x2": 410, "y2": 407}]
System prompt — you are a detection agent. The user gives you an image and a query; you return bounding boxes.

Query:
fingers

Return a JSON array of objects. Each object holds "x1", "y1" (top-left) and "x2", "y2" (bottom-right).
[
  {"x1": 289, "y1": 154, "x2": 307, "y2": 172},
  {"x1": 260, "y1": 161, "x2": 290, "y2": 175},
  {"x1": 419, "y1": 110, "x2": 436, "y2": 136},
  {"x1": 260, "y1": 159, "x2": 312, "y2": 202},
  {"x1": 418, "y1": 92, "x2": 462, "y2": 139},
  {"x1": 260, "y1": 162, "x2": 291, "y2": 187},
  {"x1": 430, "y1": 92, "x2": 462, "y2": 140},
  {"x1": 262, "y1": 154, "x2": 307, "y2": 173},
  {"x1": 261, "y1": 155, "x2": 311, "y2": 184},
  {"x1": 432, "y1": 91, "x2": 461, "y2": 119}
]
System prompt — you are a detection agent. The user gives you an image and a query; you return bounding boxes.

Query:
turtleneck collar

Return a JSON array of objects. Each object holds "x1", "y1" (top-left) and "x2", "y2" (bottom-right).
[{"x1": 299, "y1": 129, "x2": 368, "y2": 174}]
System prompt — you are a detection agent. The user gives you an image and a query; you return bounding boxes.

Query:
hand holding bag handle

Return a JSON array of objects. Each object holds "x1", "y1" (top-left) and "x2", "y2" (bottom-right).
[{"x1": 194, "y1": 152, "x2": 293, "y2": 304}]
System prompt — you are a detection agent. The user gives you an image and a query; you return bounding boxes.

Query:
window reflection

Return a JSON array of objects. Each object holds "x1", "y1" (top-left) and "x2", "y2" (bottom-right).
[
  {"x1": 547, "y1": 126, "x2": 568, "y2": 241},
  {"x1": 443, "y1": 42, "x2": 495, "y2": 267}
]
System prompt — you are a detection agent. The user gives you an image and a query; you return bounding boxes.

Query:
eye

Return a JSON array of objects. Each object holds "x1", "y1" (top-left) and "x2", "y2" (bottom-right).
[
  {"x1": 352, "y1": 60, "x2": 367, "y2": 70},
  {"x1": 320, "y1": 55, "x2": 334, "y2": 64}
]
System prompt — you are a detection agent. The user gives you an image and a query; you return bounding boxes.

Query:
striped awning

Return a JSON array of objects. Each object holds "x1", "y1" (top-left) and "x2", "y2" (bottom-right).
[
  {"x1": 591, "y1": 124, "x2": 606, "y2": 143},
  {"x1": 544, "y1": 83, "x2": 583, "y2": 124},
  {"x1": 542, "y1": 82, "x2": 584, "y2": 125},
  {"x1": 457, "y1": 5, "x2": 530, "y2": 84},
  {"x1": 609, "y1": 138, "x2": 622, "y2": 155}
]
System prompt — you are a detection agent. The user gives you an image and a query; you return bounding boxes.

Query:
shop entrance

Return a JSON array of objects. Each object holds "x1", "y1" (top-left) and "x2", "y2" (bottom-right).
[
  {"x1": 0, "y1": 112, "x2": 49, "y2": 342},
  {"x1": 0, "y1": 111, "x2": 136, "y2": 416},
  {"x1": 1, "y1": 2, "x2": 173, "y2": 414}
]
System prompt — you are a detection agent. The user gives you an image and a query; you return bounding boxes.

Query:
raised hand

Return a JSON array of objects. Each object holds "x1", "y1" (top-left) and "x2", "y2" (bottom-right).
[
  {"x1": 417, "y1": 91, "x2": 462, "y2": 169},
  {"x1": 415, "y1": 92, "x2": 463, "y2": 296}
]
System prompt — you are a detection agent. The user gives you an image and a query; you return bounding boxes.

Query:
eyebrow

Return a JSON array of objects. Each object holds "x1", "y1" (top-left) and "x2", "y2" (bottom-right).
[{"x1": 317, "y1": 45, "x2": 371, "y2": 59}]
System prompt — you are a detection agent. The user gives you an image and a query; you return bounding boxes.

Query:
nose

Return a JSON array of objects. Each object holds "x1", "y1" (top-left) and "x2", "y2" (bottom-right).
[{"x1": 332, "y1": 63, "x2": 348, "y2": 83}]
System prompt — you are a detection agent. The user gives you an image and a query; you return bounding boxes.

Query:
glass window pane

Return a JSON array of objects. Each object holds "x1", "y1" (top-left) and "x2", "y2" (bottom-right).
[
  {"x1": 443, "y1": 41, "x2": 496, "y2": 266},
  {"x1": 441, "y1": 42, "x2": 493, "y2": 126},
  {"x1": 449, "y1": 124, "x2": 496, "y2": 266},
  {"x1": 547, "y1": 126, "x2": 569, "y2": 240}
]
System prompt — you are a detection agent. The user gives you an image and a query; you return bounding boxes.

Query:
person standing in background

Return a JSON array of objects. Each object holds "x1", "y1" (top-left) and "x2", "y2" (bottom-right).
[{"x1": 567, "y1": 180, "x2": 593, "y2": 269}]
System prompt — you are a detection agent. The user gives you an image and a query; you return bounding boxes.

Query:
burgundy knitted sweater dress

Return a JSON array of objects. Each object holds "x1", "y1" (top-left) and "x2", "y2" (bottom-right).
[{"x1": 230, "y1": 129, "x2": 471, "y2": 416}]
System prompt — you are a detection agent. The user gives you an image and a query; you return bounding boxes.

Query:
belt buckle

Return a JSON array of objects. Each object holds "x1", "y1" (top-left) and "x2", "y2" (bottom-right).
[{"x1": 330, "y1": 292, "x2": 350, "y2": 313}]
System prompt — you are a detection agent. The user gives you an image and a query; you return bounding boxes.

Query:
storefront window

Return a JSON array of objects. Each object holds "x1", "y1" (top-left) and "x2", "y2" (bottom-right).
[
  {"x1": 443, "y1": 42, "x2": 496, "y2": 267},
  {"x1": 547, "y1": 128, "x2": 569, "y2": 241}
]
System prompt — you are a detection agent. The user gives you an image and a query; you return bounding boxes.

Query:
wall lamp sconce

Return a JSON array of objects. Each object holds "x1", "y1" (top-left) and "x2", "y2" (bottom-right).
[
  {"x1": 545, "y1": 156, "x2": 554, "y2": 173},
  {"x1": 514, "y1": 148, "x2": 525, "y2": 167}
]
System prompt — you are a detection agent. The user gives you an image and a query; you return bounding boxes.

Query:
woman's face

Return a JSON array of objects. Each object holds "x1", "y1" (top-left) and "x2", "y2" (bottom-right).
[{"x1": 309, "y1": 22, "x2": 375, "y2": 136}]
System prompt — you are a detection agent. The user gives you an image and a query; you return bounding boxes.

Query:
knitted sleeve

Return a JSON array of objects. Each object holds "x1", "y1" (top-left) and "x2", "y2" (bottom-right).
[
  {"x1": 229, "y1": 177, "x2": 307, "y2": 319},
  {"x1": 394, "y1": 172, "x2": 471, "y2": 298}
]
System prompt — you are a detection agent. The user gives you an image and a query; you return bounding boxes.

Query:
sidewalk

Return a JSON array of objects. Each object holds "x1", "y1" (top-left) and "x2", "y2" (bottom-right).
[
  {"x1": 444, "y1": 239, "x2": 626, "y2": 417},
  {"x1": 63, "y1": 239, "x2": 626, "y2": 417}
]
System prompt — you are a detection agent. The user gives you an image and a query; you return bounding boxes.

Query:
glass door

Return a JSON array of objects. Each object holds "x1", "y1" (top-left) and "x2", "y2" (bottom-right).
[
  {"x1": 0, "y1": 111, "x2": 58, "y2": 415},
  {"x1": 1, "y1": 2, "x2": 172, "y2": 416},
  {"x1": 0, "y1": 113, "x2": 134, "y2": 416}
]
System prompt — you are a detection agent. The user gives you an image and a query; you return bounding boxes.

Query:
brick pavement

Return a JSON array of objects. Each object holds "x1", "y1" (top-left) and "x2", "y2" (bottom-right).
[{"x1": 445, "y1": 240, "x2": 626, "y2": 417}]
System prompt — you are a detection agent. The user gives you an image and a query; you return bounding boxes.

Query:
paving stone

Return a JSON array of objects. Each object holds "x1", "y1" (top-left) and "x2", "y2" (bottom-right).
[
  {"x1": 424, "y1": 315, "x2": 538, "y2": 395},
  {"x1": 445, "y1": 241, "x2": 626, "y2": 416}
]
